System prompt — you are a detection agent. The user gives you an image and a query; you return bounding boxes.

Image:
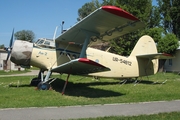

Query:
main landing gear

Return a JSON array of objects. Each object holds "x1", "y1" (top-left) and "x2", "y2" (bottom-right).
[
  {"x1": 30, "y1": 69, "x2": 52, "y2": 90},
  {"x1": 30, "y1": 69, "x2": 71, "y2": 94}
]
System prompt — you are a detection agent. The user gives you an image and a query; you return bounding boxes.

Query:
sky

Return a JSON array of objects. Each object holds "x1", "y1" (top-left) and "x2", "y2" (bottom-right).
[
  {"x1": 0, "y1": 0, "x2": 99, "y2": 47},
  {"x1": 0, "y1": 0, "x2": 157, "y2": 47}
]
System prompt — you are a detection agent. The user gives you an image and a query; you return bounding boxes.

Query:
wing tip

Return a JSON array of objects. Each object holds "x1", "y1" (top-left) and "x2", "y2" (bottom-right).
[
  {"x1": 102, "y1": 6, "x2": 139, "y2": 21},
  {"x1": 78, "y1": 58, "x2": 109, "y2": 69}
]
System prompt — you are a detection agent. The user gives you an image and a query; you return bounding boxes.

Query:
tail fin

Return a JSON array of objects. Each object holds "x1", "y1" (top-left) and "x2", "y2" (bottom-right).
[
  {"x1": 130, "y1": 35, "x2": 157, "y2": 56},
  {"x1": 130, "y1": 35, "x2": 159, "y2": 76}
]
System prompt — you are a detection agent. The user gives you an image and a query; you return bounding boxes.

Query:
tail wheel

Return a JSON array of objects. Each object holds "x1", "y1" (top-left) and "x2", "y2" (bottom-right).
[{"x1": 37, "y1": 82, "x2": 50, "y2": 90}]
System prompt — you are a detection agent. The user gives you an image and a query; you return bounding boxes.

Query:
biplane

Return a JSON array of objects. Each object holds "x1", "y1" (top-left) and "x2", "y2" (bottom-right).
[{"x1": 5, "y1": 6, "x2": 173, "y2": 92}]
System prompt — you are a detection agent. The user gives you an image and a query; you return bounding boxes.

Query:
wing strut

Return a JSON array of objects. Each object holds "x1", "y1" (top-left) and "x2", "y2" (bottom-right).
[
  {"x1": 62, "y1": 67, "x2": 72, "y2": 95},
  {"x1": 62, "y1": 73, "x2": 71, "y2": 95},
  {"x1": 80, "y1": 29, "x2": 99, "y2": 58}
]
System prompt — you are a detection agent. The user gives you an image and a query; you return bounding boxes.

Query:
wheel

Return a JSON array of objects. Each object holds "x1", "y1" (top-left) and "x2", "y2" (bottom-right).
[
  {"x1": 30, "y1": 78, "x2": 41, "y2": 86},
  {"x1": 37, "y1": 82, "x2": 50, "y2": 90}
]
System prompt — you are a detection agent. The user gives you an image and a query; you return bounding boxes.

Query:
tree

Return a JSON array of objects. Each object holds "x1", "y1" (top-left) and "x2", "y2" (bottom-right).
[
  {"x1": 77, "y1": 0, "x2": 101, "y2": 21},
  {"x1": 157, "y1": 33, "x2": 179, "y2": 72},
  {"x1": 77, "y1": 0, "x2": 152, "y2": 55},
  {"x1": 141, "y1": 27, "x2": 164, "y2": 43},
  {"x1": 158, "y1": 33, "x2": 179, "y2": 55},
  {"x1": 77, "y1": 0, "x2": 179, "y2": 57},
  {"x1": 110, "y1": 34, "x2": 138, "y2": 55},
  {"x1": 148, "y1": 6, "x2": 161, "y2": 28},
  {"x1": 103, "y1": 0, "x2": 152, "y2": 25},
  {"x1": 0, "y1": 44, "x2": 4, "y2": 49},
  {"x1": 102, "y1": 0, "x2": 153, "y2": 56},
  {"x1": 158, "y1": 0, "x2": 180, "y2": 39},
  {"x1": 14, "y1": 30, "x2": 35, "y2": 42},
  {"x1": 151, "y1": 0, "x2": 180, "y2": 72}
]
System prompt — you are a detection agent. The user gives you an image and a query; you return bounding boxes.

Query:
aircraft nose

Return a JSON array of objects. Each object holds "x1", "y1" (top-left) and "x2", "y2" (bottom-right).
[{"x1": 10, "y1": 40, "x2": 33, "y2": 67}]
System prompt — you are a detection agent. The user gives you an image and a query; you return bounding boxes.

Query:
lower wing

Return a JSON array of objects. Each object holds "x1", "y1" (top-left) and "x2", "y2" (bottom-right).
[{"x1": 51, "y1": 58, "x2": 110, "y2": 75}]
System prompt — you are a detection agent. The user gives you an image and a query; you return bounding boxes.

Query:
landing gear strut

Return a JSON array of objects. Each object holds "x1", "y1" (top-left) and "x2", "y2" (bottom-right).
[
  {"x1": 30, "y1": 70, "x2": 44, "y2": 86},
  {"x1": 30, "y1": 69, "x2": 52, "y2": 90}
]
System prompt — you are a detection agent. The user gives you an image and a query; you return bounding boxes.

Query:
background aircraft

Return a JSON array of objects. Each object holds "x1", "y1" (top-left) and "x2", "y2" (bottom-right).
[{"x1": 4, "y1": 6, "x2": 173, "y2": 92}]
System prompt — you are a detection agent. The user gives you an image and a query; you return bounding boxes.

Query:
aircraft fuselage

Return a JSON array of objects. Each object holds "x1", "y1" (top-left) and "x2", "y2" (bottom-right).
[
  {"x1": 11, "y1": 36, "x2": 158, "y2": 79},
  {"x1": 30, "y1": 46, "x2": 158, "y2": 78}
]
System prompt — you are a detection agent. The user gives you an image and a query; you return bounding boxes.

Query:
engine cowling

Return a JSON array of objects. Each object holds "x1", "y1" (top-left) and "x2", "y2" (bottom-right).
[{"x1": 10, "y1": 40, "x2": 33, "y2": 66}]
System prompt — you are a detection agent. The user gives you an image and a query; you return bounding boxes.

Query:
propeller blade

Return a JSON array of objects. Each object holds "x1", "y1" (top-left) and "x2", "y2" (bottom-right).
[
  {"x1": 5, "y1": 28, "x2": 14, "y2": 64},
  {"x1": 9, "y1": 28, "x2": 14, "y2": 48},
  {"x1": 5, "y1": 51, "x2": 11, "y2": 64}
]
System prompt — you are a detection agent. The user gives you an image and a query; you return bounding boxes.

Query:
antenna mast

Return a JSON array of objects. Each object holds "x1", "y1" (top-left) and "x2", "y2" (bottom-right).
[
  {"x1": 61, "y1": 21, "x2": 65, "y2": 34},
  {"x1": 53, "y1": 21, "x2": 65, "y2": 41},
  {"x1": 53, "y1": 26, "x2": 58, "y2": 41}
]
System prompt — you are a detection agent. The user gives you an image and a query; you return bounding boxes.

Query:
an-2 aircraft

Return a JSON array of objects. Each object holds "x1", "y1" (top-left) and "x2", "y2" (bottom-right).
[{"x1": 5, "y1": 6, "x2": 173, "y2": 92}]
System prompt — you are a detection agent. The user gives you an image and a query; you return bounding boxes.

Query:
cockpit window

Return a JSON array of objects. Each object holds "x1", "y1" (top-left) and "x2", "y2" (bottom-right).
[
  {"x1": 44, "y1": 41, "x2": 50, "y2": 45},
  {"x1": 35, "y1": 38, "x2": 55, "y2": 49},
  {"x1": 36, "y1": 39, "x2": 44, "y2": 45}
]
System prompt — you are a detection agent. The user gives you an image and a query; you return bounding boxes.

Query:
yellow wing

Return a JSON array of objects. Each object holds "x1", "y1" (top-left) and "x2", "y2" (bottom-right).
[
  {"x1": 51, "y1": 58, "x2": 110, "y2": 75},
  {"x1": 55, "y1": 6, "x2": 145, "y2": 44}
]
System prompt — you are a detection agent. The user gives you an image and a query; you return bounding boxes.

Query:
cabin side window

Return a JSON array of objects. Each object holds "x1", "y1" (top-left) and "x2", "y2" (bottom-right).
[{"x1": 44, "y1": 41, "x2": 50, "y2": 45}]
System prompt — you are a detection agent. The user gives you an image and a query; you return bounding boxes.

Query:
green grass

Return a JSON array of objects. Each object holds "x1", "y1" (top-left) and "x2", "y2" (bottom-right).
[
  {"x1": 0, "y1": 72, "x2": 180, "y2": 108},
  {"x1": 77, "y1": 112, "x2": 180, "y2": 120},
  {"x1": 0, "y1": 69, "x2": 30, "y2": 75}
]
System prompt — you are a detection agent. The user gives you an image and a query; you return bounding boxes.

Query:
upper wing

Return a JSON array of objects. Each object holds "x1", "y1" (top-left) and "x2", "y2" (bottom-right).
[
  {"x1": 55, "y1": 6, "x2": 145, "y2": 44},
  {"x1": 136, "y1": 53, "x2": 174, "y2": 59},
  {"x1": 51, "y1": 58, "x2": 110, "y2": 75}
]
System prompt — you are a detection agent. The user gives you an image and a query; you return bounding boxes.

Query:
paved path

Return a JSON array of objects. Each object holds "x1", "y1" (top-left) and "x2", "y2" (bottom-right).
[
  {"x1": 0, "y1": 70, "x2": 59, "y2": 77},
  {"x1": 0, "y1": 100, "x2": 180, "y2": 120}
]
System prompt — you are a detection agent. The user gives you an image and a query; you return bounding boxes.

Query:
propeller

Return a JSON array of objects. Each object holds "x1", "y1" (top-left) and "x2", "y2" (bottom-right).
[{"x1": 4, "y1": 29, "x2": 14, "y2": 64}]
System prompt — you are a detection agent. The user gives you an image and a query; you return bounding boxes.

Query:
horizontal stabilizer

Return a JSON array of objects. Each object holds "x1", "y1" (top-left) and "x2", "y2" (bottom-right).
[
  {"x1": 136, "y1": 53, "x2": 174, "y2": 59},
  {"x1": 51, "y1": 58, "x2": 110, "y2": 75}
]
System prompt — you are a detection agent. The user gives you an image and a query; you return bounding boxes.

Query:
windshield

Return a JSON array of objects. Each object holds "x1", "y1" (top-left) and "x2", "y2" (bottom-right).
[
  {"x1": 36, "y1": 39, "x2": 44, "y2": 45},
  {"x1": 35, "y1": 38, "x2": 55, "y2": 48}
]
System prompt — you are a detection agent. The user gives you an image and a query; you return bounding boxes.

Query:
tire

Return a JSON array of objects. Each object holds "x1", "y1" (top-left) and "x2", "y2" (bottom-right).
[{"x1": 37, "y1": 82, "x2": 50, "y2": 90}]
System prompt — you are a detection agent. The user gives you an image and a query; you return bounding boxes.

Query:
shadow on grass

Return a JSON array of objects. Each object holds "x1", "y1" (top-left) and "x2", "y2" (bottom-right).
[
  {"x1": 8, "y1": 77, "x2": 161, "y2": 98},
  {"x1": 119, "y1": 78, "x2": 162, "y2": 85},
  {"x1": 50, "y1": 78, "x2": 124, "y2": 98},
  {"x1": 9, "y1": 84, "x2": 32, "y2": 87}
]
